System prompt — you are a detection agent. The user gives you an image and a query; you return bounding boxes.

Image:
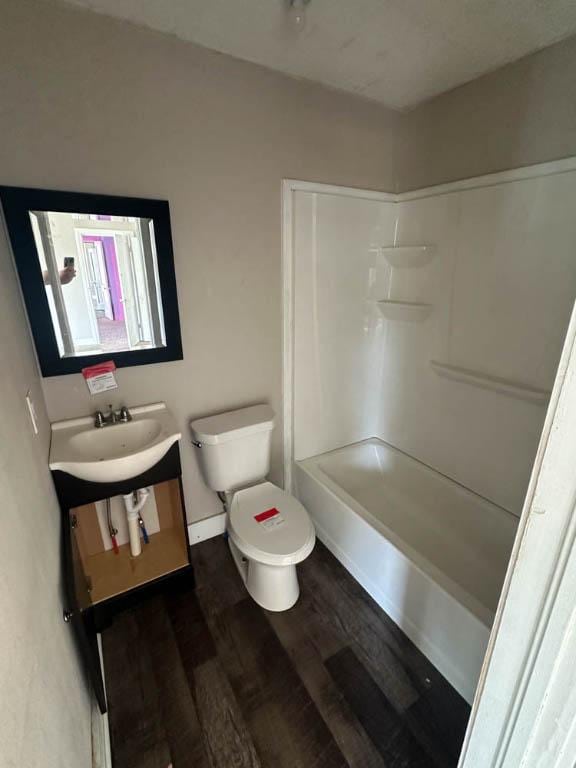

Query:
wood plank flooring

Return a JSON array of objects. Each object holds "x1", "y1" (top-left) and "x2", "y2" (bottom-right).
[{"x1": 101, "y1": 537, "x2": 470, "y2": 768}]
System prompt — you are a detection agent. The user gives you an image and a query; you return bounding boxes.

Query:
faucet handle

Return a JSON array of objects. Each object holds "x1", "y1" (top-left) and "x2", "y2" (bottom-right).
[
  {"x1": 119, "y1": 406, "x2": 132, "y2": 423},
  {"x1": 94, "y1": 411, "x2": 105, "y2": 428}
]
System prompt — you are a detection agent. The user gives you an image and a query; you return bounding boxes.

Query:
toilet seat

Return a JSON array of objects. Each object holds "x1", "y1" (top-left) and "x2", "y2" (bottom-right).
[{"x1": 229, "y1": 481, "x2": 315, "y2": 567}]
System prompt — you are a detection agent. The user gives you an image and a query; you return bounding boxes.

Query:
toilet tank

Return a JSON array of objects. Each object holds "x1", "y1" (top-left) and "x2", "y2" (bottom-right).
[{"x1": 190, "y1": 404, "x2": 275, "y2": 492}]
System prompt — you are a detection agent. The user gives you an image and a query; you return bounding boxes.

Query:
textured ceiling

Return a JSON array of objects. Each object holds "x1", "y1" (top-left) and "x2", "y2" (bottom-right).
[{"x1": 60, "y1": 0, "x2": 576, "y2": 109}]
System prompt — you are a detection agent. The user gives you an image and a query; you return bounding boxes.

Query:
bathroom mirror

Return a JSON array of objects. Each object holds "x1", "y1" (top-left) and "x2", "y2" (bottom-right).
[{"x1": 0, "y1": 187, "x2": 182, "y2": 376}]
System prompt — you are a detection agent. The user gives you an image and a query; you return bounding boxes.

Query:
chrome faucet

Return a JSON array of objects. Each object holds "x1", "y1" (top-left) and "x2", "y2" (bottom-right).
[{"x1": 94, "y1": 405, "x2": 132, "y2": 428}]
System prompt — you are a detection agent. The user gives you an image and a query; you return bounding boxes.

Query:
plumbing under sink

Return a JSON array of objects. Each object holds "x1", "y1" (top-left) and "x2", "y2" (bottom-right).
[{"x1": 49, "y1": 402, "x2": 181, "y2": 483}]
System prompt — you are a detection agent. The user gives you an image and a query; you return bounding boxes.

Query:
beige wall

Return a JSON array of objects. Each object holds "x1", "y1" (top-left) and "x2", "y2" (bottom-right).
[
  {"x1": 398, "y1": 34, "x2": 576, "y2": 191},
  {"x1": 0, "y1": 202, "x2": 91, "y2": 760},
  {"x1": 0, "y1": 0, "x2": 398, "y2": 523},
  {"x1": 3, "y1": 0, "x2": 576, "y2": 528}
]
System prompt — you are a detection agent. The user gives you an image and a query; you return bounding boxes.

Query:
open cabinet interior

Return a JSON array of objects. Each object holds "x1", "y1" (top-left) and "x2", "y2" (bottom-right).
[{"x1": 70, "y1": 478, "x2": 189, "y2": 606}]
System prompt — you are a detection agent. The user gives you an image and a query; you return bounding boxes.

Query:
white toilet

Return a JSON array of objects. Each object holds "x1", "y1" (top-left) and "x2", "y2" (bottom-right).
[{"x1": 190, "y1": 404, "x2": 315, "y2": 611}]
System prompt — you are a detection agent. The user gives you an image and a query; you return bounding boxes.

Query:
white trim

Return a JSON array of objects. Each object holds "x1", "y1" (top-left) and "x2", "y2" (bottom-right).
[
  {"x1": 187, "y1": 512, "x2": 226, "y2": 545},
  {"x1": 283, "y1": 178, "x2": 396, "y2": 202},
  {"x1": 285, "y1": 157, "x2": 576, "y2": 214},
  {"x1": 397, "y1": 156, "x2": 576, "y2": 201},
  {"x1": 92, "y1": 635, "x2": 112, "y2": 768},
  {"x1": 70, "y1": 229, "x2": 101, "y2": 347},
  {"x1": 282, "y1": 180, "x2": 294, "y2": 492}
]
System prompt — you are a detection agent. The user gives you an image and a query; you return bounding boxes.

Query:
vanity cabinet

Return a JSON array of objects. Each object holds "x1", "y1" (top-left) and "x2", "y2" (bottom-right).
[{"x1": 53, "y1": 443, "x2": 193, "y2": 713}]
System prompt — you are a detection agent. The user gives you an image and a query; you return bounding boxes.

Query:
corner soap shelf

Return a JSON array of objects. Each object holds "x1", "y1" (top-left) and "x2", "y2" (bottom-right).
[
  {"x1": 380, "y1": 245, "x2": 435, "y2": 269},
  {"x1": 430, "y1": 361, "x2": 551, "y2": 405},
  {"x1": 376, "y1": 300, "x2": 433, "y2": 322}
]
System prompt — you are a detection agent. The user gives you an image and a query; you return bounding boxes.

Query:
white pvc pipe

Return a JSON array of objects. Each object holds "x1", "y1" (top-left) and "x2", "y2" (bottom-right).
[
  {"x1": 122, "y1": 488, "x2": 150, "y2": 557},
  {"x1": 126, "y1": 511, "x2": 142, "y2": 557}
]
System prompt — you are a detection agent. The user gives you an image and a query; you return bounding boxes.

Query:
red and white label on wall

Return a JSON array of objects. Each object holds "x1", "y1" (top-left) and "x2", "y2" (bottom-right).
[
  {"x1": 82, "y1": 360, "x2": 118, "y2": 395},
  {"x1": 254, "y1": 507, "x2": 285, "y2": 531}
]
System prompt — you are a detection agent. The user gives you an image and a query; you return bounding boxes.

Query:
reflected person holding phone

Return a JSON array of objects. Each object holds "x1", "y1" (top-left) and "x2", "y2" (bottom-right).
[{"x1": 43, "y1": 257, "x2": 76, "y2": 285}]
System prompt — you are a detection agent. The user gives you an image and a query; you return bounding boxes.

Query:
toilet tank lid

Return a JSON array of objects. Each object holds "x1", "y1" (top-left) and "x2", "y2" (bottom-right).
[{"x1": 190, "y1": 404, "x2": 275, "y2": 445}]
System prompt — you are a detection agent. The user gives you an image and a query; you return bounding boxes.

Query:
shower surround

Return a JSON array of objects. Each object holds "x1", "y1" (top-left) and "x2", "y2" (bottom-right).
[{"x1": 283, "y1": 158, "x2": 576, "y2": 702}]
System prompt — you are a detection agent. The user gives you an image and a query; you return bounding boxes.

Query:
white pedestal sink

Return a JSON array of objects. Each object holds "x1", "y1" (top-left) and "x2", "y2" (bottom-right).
[{"x1": 49, "y1": 403, "x2": 181, "y2": 483}]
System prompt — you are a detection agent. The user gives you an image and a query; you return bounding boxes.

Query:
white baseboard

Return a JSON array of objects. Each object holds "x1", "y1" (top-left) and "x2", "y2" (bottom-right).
[
  {"x1": 92, "y1": 636, "x2": 112, "y2": 768},
  {"x1": 188, "y1": 512, "x2": 226, "y2": 545}
]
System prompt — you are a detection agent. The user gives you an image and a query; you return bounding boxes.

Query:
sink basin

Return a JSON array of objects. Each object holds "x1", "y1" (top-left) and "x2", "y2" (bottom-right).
[
  {"x1": 49, "y1": 403, "x2": 181, "y2": 483},
  {"x1": 67, "y1": 419, "x2": 163, "y2": 460}
]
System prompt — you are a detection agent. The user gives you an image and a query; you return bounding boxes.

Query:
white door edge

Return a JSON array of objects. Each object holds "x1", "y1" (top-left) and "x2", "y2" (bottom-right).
[
  {"x1": 91, "y1": 635, "x2": 112, "y2": 768},
  {"x1": 459, "y1": 299, "x2": 576, "y2": 767}
]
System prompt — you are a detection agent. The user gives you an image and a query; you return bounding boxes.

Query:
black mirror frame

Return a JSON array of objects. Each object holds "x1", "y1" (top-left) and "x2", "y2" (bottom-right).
[{"x1": 0, "y1": 186, "x2": 183, "y2": 377}]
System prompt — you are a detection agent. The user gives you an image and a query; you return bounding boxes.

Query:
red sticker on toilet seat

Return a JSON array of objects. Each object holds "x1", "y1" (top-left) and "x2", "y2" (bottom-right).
[
  {"x1": 254, "y1": 507, "x2": 280, "y2": 522},
  {"x1": 254, "y1": 507, "x2": 285, "y2": 530}
]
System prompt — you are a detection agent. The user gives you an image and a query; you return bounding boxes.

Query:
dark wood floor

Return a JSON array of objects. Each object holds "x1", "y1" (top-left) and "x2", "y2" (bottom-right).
[{"x1": 102, "y1": 537, "x2": 470, "y2": 768}]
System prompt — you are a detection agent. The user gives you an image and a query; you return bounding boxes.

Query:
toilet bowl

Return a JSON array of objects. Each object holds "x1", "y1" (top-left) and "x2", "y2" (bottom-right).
[
  {"x1": 226, "y1": 481, "x2": 315, "y2": 611},
  {"x1": 190, "y1": 404, "x2": 315, "y2": 611}
]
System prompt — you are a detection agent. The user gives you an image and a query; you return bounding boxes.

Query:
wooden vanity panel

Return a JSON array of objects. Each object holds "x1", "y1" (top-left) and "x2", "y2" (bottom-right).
[
  {"x1": 70, "y1": 478, "x2": 189, "y2": 606},
  {"x1": 84, "y1": 528, "x2": 189, "y2": 605},
  {"x1": 153, "y1": 478, "x2": 183, "y2": 530},
  {"x1": 68, "y1": 510, "x2": 94, "y2": 611},
  {"x1": 73, "y1": 502, "x2": 104, "y2": 558}
]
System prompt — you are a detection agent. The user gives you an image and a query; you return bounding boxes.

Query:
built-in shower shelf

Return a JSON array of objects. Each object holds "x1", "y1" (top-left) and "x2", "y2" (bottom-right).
[
  {"x1": 430, "y1": 361, "x2": 551, "y2": 404},
  {"x1": 380, "y1": 245, "x2": 435, "y2": 268},
  {"x1": 376, "y1": 300, "x2": 433, "y2": 322}
]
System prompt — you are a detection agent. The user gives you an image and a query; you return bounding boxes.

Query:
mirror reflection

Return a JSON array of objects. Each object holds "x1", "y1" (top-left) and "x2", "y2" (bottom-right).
[{"x1": 30, "y1": 211, "x2": 166, "y2": 357}]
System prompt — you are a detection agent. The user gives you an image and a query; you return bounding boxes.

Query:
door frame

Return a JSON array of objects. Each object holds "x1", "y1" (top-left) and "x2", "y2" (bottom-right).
[{"x1": 75, "y1": 234, "x2": 104, "y2": 345}]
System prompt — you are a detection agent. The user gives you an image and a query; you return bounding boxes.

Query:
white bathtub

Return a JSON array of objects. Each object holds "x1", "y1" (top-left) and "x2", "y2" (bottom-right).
[{"x1": 295, "y1": 438, "x2": 518, "y2": 703}]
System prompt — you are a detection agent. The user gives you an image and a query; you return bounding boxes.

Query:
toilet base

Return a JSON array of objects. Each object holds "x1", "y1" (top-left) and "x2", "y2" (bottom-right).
[{"x1": 228, "y1": 537, "x2": 300, "y2": 612}]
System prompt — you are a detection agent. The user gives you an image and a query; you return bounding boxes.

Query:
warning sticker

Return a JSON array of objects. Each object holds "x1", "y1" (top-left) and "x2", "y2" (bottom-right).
[
  {"x1": 82, "y1": 360, "x2": 118, "y2": 395},
  {"x1": 254, "y1": 507, "x2": 285, "y2": 531}
]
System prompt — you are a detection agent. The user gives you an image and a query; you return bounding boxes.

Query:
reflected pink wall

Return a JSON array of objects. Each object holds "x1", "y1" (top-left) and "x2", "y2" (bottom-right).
[{"x1": 82, "y1": 235, "x2": 124, "y2": 321}]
